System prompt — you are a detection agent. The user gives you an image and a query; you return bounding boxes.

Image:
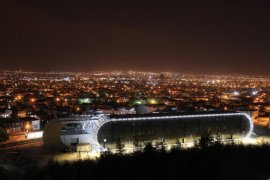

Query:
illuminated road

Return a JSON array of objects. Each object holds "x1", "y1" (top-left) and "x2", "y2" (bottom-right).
[
  {"x1": 0, "y1": 140, "x2": 51, "y2": 168},
  {"x1": 0, "y1": 138, "x2": 42, "y2": 149}
]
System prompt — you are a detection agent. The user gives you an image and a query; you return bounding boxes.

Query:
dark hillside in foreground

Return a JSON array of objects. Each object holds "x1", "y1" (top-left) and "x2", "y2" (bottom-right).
[{"x1": 2, "y1": 143, "x2": 270, "y2": 180}]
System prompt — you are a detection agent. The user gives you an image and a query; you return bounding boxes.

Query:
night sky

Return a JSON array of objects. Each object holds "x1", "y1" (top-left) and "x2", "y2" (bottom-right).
[{"x1": 1, "y1": 0, "x2": 270, "y2": 74}]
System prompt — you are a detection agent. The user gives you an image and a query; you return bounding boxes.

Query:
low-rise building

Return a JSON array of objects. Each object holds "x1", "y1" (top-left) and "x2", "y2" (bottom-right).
[{"x1": 0, "y1": 109, "x2": 12, "y2": 118}]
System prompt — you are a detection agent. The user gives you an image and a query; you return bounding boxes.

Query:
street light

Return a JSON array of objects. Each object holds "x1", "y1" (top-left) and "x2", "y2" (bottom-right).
[
  {"x1": 25, "y1": 124, "x2": 30, "y2": 140},
  {"x1": 103, "y1": 138, "x2": 107, "y2": 149},
  {"x1": 25, "y1": 124, "x2": 30, "y2": 133}
]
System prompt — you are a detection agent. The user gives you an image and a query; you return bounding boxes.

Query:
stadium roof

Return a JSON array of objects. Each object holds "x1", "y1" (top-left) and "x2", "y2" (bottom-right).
[{"x1": 109, "y1": 111, "x2": 239, "y2": 119}]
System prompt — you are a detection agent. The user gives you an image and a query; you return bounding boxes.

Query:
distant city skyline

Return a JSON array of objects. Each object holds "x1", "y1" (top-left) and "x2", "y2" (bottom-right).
[
  {"x1": 1, "y1": 69, "x2": 270, "y2": 77},
  {"x1": 1, "y1": 0, "x2": 270, "y2": 75}
]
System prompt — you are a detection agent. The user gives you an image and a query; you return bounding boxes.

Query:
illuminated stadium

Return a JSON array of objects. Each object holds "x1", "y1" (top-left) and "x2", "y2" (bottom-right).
[{"x1": 43, "y1": 111, "x2": 254, "y2": 152}]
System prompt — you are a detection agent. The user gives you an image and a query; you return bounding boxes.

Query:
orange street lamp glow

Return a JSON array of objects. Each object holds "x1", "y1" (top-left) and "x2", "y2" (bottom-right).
[
  {"x1": 25, "y1": 124, "x2": 30, "y2": 133},
  {"x1": 16, "y1": 95, "x2": 22, "y2": 100}
]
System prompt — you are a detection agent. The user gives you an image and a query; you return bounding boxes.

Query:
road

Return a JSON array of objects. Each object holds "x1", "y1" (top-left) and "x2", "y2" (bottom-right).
[
  {"x1": 0, "y1": 138, "x2": 42, "y2": 149},
  {"x1": 0, "y1": 140, "x2": 52, "y2": 169}
]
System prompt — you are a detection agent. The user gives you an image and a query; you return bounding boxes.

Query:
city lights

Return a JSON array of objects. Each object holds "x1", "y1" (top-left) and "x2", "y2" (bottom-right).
[{"x1": 1, "y1": 0, "x2": 270, "y2": 177}]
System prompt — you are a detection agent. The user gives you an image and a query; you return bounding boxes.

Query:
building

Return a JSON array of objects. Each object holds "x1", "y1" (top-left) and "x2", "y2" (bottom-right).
[
  {"x1": 0, "y1": 109, "x2": 12, "y2": 118},
  {"x1": 2, "y1": 117, "x2": 41, "y2": 141},
  {"x1": 43, "y1": 111, "x2": 253, "y2": 152}
]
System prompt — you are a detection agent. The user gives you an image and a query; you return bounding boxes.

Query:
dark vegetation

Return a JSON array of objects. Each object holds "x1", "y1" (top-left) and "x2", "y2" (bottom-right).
[
  {"x1": 1, "y1": 135, "x2": 270, "y2": 180},
  {"x1": 0, "y1": 127, "x2": 8, "y2": 142}
]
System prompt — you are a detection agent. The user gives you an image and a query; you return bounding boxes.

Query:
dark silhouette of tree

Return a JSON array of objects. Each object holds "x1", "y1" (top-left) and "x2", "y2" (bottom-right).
[
  {"x1": 115, "y1": 138, "x2": 125, "y2": 154},
  {"x1": 132, "y1": 135, "x2": 142, "y2": 152},
  {"x1": 159, "y1": 138, "x2": 167, "y2": 152},
  {"x1": 195, "y1": 132, "x2": 215, "y2": 149},
  {"x1": 2, "y1": 143, "x2": 270, "y2": 180},
  {"x1": 76, "y1": 151, "x2": 81, "y2": 160},
  {"x1": 0, "y1": 127, "x2": 8, "y2": 142},
  {"x1": 171, "y1": 138, "x2": 182, "y2": 151},
  {"x1": 225, "y1": 133, "x2": 236, "y2": 146},
  {"x1": 213, "y1": 133, "x2": 223, "y2": 147},
  {"x1": 143, "y1": 142, "x2": 156, "y2": 154},
  {"x1": 153, "y1": 138, "x2": 167, "y2": 152}
]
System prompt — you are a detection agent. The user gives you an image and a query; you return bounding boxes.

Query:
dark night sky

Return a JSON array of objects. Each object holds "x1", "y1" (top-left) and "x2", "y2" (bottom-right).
[{"x1": 1, "y1": 0, "x2": 270, "y2": 74}]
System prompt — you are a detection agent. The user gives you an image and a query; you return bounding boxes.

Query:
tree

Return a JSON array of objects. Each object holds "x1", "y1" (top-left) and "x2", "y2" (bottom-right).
[
  {"x1": 153, "y1": 138, "x2": 167, "y2": 152},
  {"x1": 101, "y1": 147, "x2": 112, "y2": 156},
  {"x1": 195, "y1": 132, "x2": 214, "y2": 149},
  {"x1": 115, "y1": 138, "x2": 125, "y2": 154},
  {"x1": 143, "y1": 142, "x2": 156, "y2": 154},
  {"x1": 133, "y1": 135, "x2": 142, "y2": 152},
  {"x1": 76, "y1": 151, "x2": 82, "y2": 160},
  {"x1": 0, "y1": 127, "x2": 8, "y2": 142},
  {"x1": 226, "y1": 133, "x2": 235, "y2": 145},
  {"x1": 171, "y1": 139, "x2": 182, "y2": 151},
  {"x1": 213, "y1": 133, "x2": 223, "y2": 146}
]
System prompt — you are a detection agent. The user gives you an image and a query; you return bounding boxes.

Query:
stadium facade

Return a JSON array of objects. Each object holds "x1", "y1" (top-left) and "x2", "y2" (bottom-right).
[{"x1": 43, "y1": 111, "x2": 253, "y2": 152}]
